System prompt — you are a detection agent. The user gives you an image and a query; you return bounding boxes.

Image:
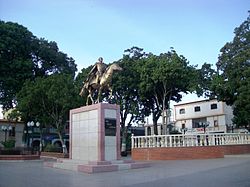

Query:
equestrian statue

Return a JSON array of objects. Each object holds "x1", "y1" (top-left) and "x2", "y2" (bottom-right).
[{"x1": 79, "y1": 57, "x2": 122, "y2": 105}]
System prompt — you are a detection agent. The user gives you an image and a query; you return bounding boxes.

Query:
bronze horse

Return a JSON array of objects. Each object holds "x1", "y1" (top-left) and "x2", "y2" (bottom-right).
[{"x1": 79, "y1": 63, "x2": 122, "y2": 105}]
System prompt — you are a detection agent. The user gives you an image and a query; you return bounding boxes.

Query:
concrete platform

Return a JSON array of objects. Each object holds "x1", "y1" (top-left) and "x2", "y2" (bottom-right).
[{"x1": 44, "y1": 158, "x2": 150, "y2": 174}]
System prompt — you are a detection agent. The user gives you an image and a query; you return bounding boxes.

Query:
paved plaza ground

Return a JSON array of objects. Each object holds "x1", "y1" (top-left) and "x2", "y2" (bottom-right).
[{"x1": 0, "y1": 155, "x2": 250, "y2": 187}]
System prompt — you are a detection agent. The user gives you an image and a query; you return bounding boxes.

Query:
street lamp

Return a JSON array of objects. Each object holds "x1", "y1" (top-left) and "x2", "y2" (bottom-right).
[
  {"x1": 181, "y1": 127, "x2": 188, "y2": 135},
  {"x1": 1, "y1": 125, "x2": 12, "y2": 142},
  {"x1": 199, "y1": 121, "x2": 210, "y2": 134},
  {"x1": 27, "y1": 121, "x2": 40, "y2": 150},
  {"x1": 227, "y1": 124, "x2": 236, "y2": 133}
]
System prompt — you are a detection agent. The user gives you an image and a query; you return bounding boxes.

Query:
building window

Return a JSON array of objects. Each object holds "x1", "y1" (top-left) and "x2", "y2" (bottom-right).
[
  {"x1": 214, "y1": 120, "x2": 218, "y2": 127},
  {"x1": 194, "y1": 106, "x2": 201, "y2": 112},
  {"x1": 211, "y1": 103, "x2": 217, "y2": 110},
  {"x1": 179, "y1": 108, "x2": 185, "y2": 114},
  {"x1": 9, "y1": 127, "x2": 15, "y2": 137},
  {"x1": 192, "y1": 118, "x2": 206, "y2": 128}
]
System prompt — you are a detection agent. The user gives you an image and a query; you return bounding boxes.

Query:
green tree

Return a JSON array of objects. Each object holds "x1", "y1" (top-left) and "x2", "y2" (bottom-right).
[
  {"x1": 75, "y1": 65, "x2": 93, "y2": 104},
  {"x1": 195, "y1": 63, "x2": 216, "y2": 97},
  {"x1": 212, "y1": 13, "x2": 250, "y2": 127},
  {"x1": 0, "y1": 21, "x2": 34, "y2": 109},
  {"x1": 108, "y1": 47, "x2": 149, "y2": 154},
  {"x1": 138, "y1": 49, "x2": 197, "y2": 134},
  {"x1": 0, "y1": 21, "x2": 77, "y2": 110},
  {"x1": 111, "y1": 47, "x2": 148, "y2": 128},
  {"x1": 16, "y1": 74, "x2": 82, "y2": 153},
  {"x1": 31, "y1": 38, "x2": 77, "y2": 77},
  {"x1": 232, "y1": 68, "x2": 250, "y2": 128}
]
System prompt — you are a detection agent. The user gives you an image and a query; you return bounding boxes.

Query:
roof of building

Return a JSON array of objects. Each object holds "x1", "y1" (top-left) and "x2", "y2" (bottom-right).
[{"x1": 174, "y1": 98, "x2": 219, "y2": 107}]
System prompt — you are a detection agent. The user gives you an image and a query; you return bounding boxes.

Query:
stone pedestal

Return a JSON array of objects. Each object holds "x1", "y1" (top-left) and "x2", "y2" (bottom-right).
[
  {"x1": 69, "y1": 103, "x2": 121, "y2": 162},
  {"x1": 44, "y1": 103, "x2": 150, "y2": 173}
]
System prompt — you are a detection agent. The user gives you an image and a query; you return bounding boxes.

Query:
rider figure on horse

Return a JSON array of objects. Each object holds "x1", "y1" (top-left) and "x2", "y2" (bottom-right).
[
  {"x1": 88, "y1": 57, "x2": 107, "y2": 85},
  {"x1": 79, "y1": 57, "x2": 122, "y2": 105}
]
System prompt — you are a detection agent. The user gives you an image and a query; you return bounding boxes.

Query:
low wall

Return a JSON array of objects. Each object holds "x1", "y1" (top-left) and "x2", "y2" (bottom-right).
[
  {"x1": 132, "y1": 144, "x2": 250, "y2": 161},
  {"x1": 0, "y1": 155, "x2": 40, "y2": 160},
  {"x1": 40, "y1": 152, "x2": 69, "y2": 158},
  {"x1": 223, "y1": 144, "x2": 250, "y2": 155}
]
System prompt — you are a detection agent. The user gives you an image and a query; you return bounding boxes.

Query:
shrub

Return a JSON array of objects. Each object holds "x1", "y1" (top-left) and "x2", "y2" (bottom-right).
[
  {"x1": 1, "y1": 140, "x2": 15, "y2": 149},
  {"x1": 44, "y1": 143, "x2": 62, "y2": 153}
]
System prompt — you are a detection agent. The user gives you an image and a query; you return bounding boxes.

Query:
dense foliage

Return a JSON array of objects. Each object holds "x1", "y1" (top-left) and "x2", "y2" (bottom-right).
[
  {"x1": 16, "y1": 74, "x2": 82, "y2": 152},
  {"x1": 0, "y1": 21, "x2": 77, "y2": 110},
  {"x1": 212, "y1": 14, "x2": 250, "y2": 127},
  {"x1": 137, "y1": 49, "x2": 198, "y2": 134}
]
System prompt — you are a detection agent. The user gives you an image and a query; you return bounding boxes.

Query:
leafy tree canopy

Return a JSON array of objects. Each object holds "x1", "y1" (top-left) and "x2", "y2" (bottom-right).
[
  {"x1": 16, "y1": 74, "x2": 82, "y2": 151},
  {"x1": 195, "y1": 63, "x2": 216, "y2": 97},
  {"x1": 137, "y1": 49, "x2": 198, "y2": 134},
  {"x1": 111, "y1": 47, "x2": 149, "y2": 128},
  {"x1": 212, "y1": 13, "x2": 250, "y2": 127},
  {"x1": 0, "y1": 21, "x2": 77, "y2": 110}
]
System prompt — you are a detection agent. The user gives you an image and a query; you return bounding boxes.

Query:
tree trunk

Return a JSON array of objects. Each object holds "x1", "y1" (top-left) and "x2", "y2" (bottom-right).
[
  {"x1": 121, "y1": 128, "x2": 127, "y2": 156},
  {"x1": 153, "y1": 114, "x2": 158, "y2": 135},
  {"x1": 58, "y1": 132, "x2": 67, "y2": 154}
]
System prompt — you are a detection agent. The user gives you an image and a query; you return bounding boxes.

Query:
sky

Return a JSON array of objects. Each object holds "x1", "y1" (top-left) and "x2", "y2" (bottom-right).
[{"x1": 0, "y1": 0, "x2": 249, "y2": 118}]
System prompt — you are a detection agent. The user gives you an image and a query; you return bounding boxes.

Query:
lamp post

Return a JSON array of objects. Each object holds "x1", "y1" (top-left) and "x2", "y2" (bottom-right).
[
  {"x1": 181, "y1": 127, "x2": 188, "y2": 135},
  {"x1": 199, "y1": 121, "x2": 210, "y2": 134},
  {"x1": 1, "y1": 125, "x2": 12, "y2": 142},
  {"x1": 23, "y1": 129, "x2": 31, "y2": 148},
  {"x1": 164, "y1": 108, "x2": 173, "y2": 135},
  {"x1": 27, "y1": 121, "x2": 40, "y2": 151},
  {"x1": 227, "y1": 124, "x2": 236, "y2": 133}
]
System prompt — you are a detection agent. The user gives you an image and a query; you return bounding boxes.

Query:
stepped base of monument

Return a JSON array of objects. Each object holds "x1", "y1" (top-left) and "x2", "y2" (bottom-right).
[{"x1": 44, "y1": 159, "x2": 150, "y2": 174}]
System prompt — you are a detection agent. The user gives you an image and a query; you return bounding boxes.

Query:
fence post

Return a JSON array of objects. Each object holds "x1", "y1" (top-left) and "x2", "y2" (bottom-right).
[
  {"x1": 153, "y1": 135, "x2": 156, "y2": 147},
  {"x1": 169, "y1": 136, "x2": 172, "y2": 147},
  {"x1": 131, "y1": 134, "x2": 134, "y2": 148}
]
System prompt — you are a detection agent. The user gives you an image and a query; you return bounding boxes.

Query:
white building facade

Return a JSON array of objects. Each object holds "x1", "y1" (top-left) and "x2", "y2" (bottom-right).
[
  {"x1": 174, "y1": 99, "x2": 234, "y2": 134},
  {"x1": 0, "y1": 119, "x2": 25, "y2": 147}
]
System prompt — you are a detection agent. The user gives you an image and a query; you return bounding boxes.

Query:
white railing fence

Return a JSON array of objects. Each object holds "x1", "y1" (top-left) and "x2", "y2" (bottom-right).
[{"x1": 131, "y1": 133, "x2": 250, "y2": 148}]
